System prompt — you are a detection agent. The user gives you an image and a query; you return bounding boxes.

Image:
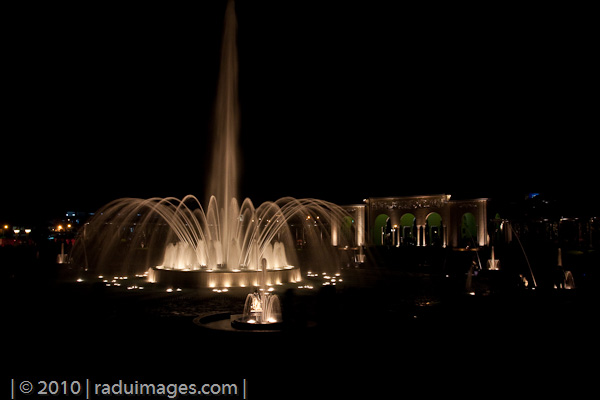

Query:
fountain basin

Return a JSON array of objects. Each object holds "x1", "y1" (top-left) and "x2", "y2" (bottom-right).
[
  {"x1": 193, "y1": 312, "x2": 282, "y2": 333},
  {"x1": 148, "y1": 266, "x2": 301, "y2": 288},
  {"x1": 230, "y1": 314, "x2": 283, "y2": 330}
]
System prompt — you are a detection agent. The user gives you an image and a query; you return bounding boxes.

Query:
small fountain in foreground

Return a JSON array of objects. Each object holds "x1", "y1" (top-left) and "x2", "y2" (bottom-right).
[
  {"x1": 242, "y1": 290, "x2": 281, "y2": 324},
  {"x1": 231, "y1": 259, "x2": 283, "y2": 329}
]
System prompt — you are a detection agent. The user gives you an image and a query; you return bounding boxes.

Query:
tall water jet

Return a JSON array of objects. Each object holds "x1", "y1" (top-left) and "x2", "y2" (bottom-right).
[{"x1": 208, "y1": 0, "x2": 240, "y2": 269}]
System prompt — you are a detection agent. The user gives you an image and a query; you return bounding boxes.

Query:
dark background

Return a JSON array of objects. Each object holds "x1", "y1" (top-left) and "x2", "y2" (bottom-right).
[{"x1": 2, "y1": 1, "x2": 596, "y2": 224}]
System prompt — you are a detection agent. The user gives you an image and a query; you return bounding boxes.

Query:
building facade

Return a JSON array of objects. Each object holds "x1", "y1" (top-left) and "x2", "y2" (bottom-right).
[{"x1": 339, "y1": 194, "x2": 490, "y2": 248}]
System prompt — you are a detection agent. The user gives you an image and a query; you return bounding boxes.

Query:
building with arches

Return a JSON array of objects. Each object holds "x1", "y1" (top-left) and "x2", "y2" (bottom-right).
[{"x1": 339, "y1": 194, "x2": 489, "y2": 249}]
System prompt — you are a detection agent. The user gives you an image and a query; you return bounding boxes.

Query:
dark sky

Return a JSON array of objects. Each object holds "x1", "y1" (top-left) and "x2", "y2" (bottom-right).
[{"x1": 2, "y1": 1, "x2": 596, "y2": 224}]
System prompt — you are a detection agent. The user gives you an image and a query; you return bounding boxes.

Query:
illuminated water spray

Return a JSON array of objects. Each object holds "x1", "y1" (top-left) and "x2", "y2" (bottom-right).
[{"x1": 73, "y1": 0, "x2": 350, "y2": 327}]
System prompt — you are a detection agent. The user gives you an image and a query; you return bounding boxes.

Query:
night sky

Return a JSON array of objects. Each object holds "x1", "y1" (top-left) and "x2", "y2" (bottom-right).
[{"x1": 3, "y1": 1, "x2": 596, "y2": 224}]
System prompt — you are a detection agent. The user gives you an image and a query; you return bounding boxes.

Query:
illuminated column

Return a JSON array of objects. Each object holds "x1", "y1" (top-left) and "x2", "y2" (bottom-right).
[
  {"x1": 443, "y1": 225, "x2": 448, "y2": 248},
  {"x1": 478, "y1": 201, "x2": 488, "y2": 247},
  {"x1": 331, "y1": 218, "x2": 339, "y2": 247},
  {"x1": 356, "y1": 206, "x2": 365, "y2": 246},
  {"x1": 504, "y1": 220, "x2": 512, "y2": 243},
  {"x1": 417, "y1": 225, "x2": 424, "y2": 246},
  {"x1": 393, "y1": 225, "x2": 400, "y2": 247}
]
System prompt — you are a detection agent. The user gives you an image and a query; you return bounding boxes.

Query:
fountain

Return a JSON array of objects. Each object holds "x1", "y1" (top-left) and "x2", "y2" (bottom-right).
[
  {"x1": 241, "y1": 291, "x2": 281, "y2": 325},
  {"x1": 564, "y1": 270, "x2": 576, "y2": 290},
  {"x1": 72, "y1": 0, "x2": 350, "y2": 329},
  {"x1": 76, "y1": 195, "x2": 346, "y2": 289},
  {"x1": 555, "y1": 248, "x2": 575, "y2": 290},
  {"x1": 506, "y1": 221, "x2": 537, "y2": 288},
  {"x1": 486, "y1": 245, "x2": 500, "y2": 270},
  {"x1": 56, "y1": 242, "x2": 68, "y2": 264},
  {"x1": 231, "y1": 257, "x2": 283, "y2": 330}
]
